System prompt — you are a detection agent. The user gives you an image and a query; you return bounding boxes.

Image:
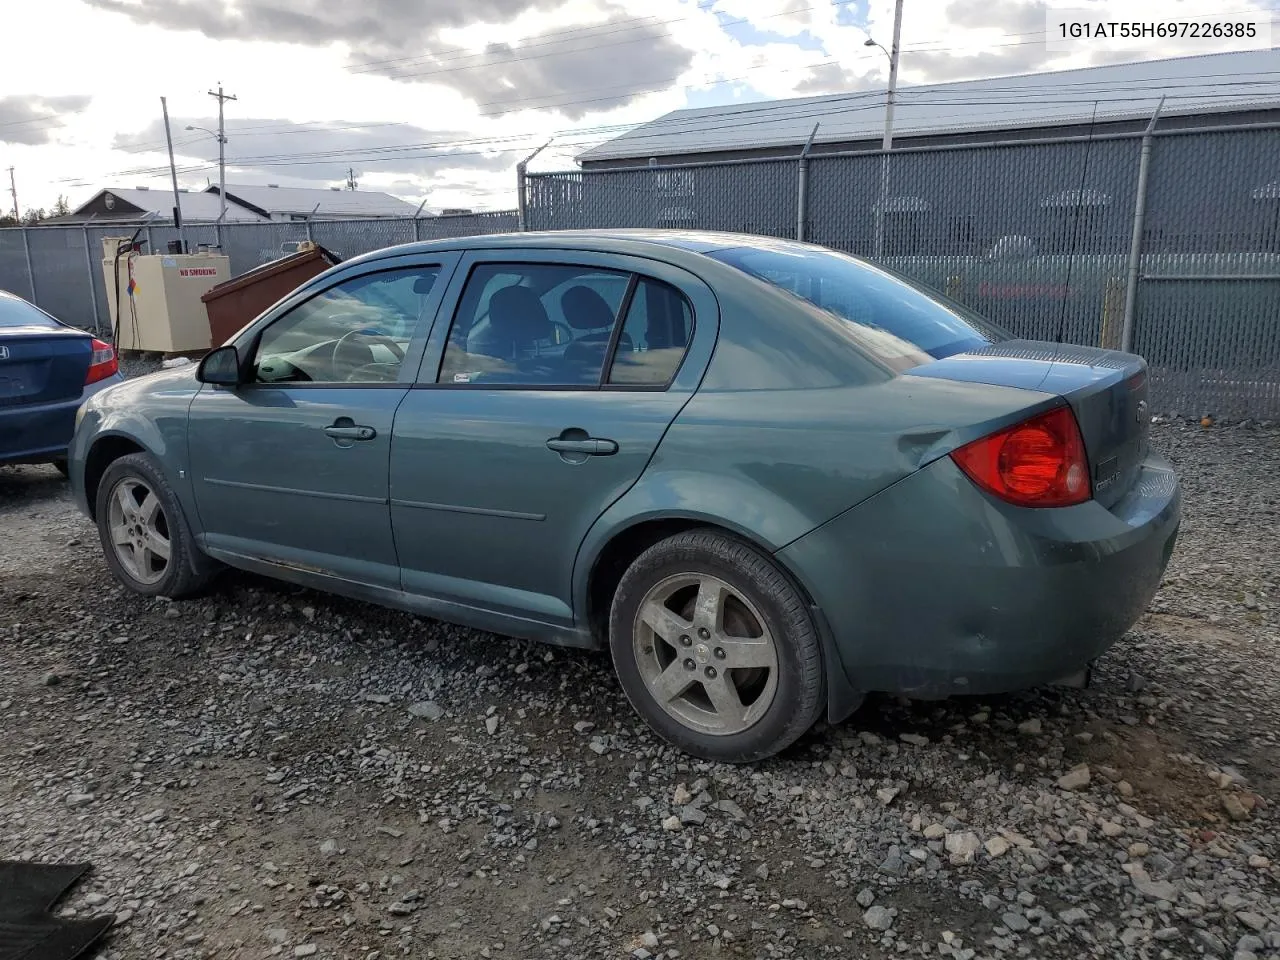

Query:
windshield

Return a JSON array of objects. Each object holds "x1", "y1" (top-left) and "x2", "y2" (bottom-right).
[{"x1": 708, "y1": 245, "x2": 1004, "y2": 361}]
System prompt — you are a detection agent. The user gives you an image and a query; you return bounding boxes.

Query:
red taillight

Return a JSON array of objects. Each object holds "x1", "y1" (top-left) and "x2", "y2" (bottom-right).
[
  {"x1": 951, "y1": 406, "x2": 1091, "y2": 508},
  {"x1": 86, "y1": 338, "x2": 119, "y2": 385}
]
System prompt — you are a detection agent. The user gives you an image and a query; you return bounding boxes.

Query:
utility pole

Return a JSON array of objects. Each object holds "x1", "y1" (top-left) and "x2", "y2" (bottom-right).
[
  {"x1": 7, "y1": 167, "x2": 18, "y2": 223},
  {"x1": 160, "y1": 97, "x2": 185, "y2": 249},
  {"x1": 871, "y1": 0, "x2": 904, "y2": 259},
  {"x1": 207, "y1": 83, "x2": 237, "y2": 224},
  {"x1": 346, "y1": 167, "x2": 357, "y2": 191}
]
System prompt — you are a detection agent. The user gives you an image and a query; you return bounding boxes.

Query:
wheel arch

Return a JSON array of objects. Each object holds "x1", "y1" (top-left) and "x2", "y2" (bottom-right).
[
  {"x1": 83, "y1": 433, "x2": 147, "y2": 520},
  {"x1": 579, "y1": 511, "x2": 864, "y2": 726}
]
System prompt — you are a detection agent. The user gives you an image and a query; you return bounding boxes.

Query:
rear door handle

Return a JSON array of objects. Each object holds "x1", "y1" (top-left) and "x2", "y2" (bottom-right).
[
  {"x1": 324, "y1": 424, "x2": 377, "y2": 441},
  {"x1": 546, "y1": 437, "x2": 618, "y2": 456}
]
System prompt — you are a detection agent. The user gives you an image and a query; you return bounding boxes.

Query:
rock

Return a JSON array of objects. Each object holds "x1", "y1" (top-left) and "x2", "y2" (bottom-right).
[
  {"x1": 1194, "y1": 930, "x2": 1227, "y2": 956},
  {"x1": 1100, "y1": 820, "x2": 1124, "y2": 838},
  {"x1": 1059, "y1": 907, "x2": 1088, "y2": 925},
  {"x1": 856, "y1": 888, "x2": 875, "y2": 908},
  {"x1": 641, "y1": 932, "x2": 659, "y2": 948},
  {"x1": 41, "y1": 672, "x2": 61, "y2": 686},
  {"x1": 573, "y1": 720, "x2": 595, "y2": 734},
  {"x1": 661, "y1": 815, "x2": 682, "y2": 832},
  {"x1": 1237, "y1": 935, "x2": 1265, "y2": 953},
  {"x1": 754, "y1": 864, "x2": 769, "y2": 880},
  {"x1": 715, "y1": 798, "x2": 746, "y2": 821},
  {"x1": 1128, "y1": 842, "x2": 1150, "y2": 857},
  {"x1": 141, "y1": 808, "x2": 166, "y2": 823},
  {"x1": 363, "y1": 693, "x2": 392, "y2": 704},
  {"x1": 923, "y1": 823, "x2": 947, "y2": 840},
  {"x1": 1017, "y1": 718, "x2": 1042, "y2": 735},
  {"x1": 1247, "y1": 854, "x2": 1270, "y2": 869},
  {"x1": 875, "y1": 786, "x2": 900, "y2": 805},
  {"x1": 266, "y1": 929, "x2": 289, "y2": 944},
  {"x1": 407, "y1": 701, "x2": 443, "y2": 720},
  {"x1": 294, "y1": 947, "x2": 317, "y2": 958},
  {"x1": 1117, "y1": 780, "x2": 1134, "y2": 797},
  {"x1": 1131, "y1": 870, "x2": 1179, "y2": 902},
  {"x1": 1126, "y1": 671, "x2": 1148, "y2": 692},
  {"x1": 984, "y1": 836, "x2": 1011, "y2": 858},
  {"x1": 1002, "y1": 912, "x2": 1030, "y2": 933},
  {"x1": 320, "y1": 839, "x2": 338, "y2": 857},
  {"x1": 1222, "y1": 794, "x2": 1251, "y2": 822},
  {"x1": 673, "y1": 784, "x2": 693, "y2": 805},
  {"x1": 1057, "y1": 765, "x2": 1091, "y2": 791},
  {"x1": 301, "y1": 606, "x2": 316, "y2": 620},
  {"x1": 862, "y1": 905, "x2": 894, "y2": 931},
  {"x1": 899, "y1": 733, "x2": 929, "y2": 746},
  {"x1": 387, "y1": 901, "x2": 415, "y2": 916},
  {"x1": 945, "y1": 832, "x2": 981, "y2": 865},
  {"x1": 65, "y1": 793, "x2": 95, "y2": 807},
  {"x1": 588, "y1": 739, "x2": 607, "y2": 754},
  {"x1": 679, "y1": 805, "x2": 707, "y2": 826},
  {"x1": 1236, "y1": 912, "x2": 1267, "y2": 932},
  {"x1": 485, "y1": 715, "x2": 500, "y2": 736}
]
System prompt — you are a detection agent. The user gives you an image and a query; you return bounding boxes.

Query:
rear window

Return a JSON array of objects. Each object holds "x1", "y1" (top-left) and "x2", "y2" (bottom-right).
[
  {"x1": 0, "y1": 295, "x2": 57, "y2": 329},
  {"x1": 707, "y1": 245, "x2": 1003, "y2": 361}
]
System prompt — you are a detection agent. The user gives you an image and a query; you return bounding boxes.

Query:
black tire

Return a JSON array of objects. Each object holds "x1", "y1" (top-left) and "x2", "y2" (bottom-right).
[
  {"x1": 95, "y1": 452, "x2": 218, "y2": 599},
  {"x1": 52, "y1": 459, "x2": 70, "y2": 478},
  {"x1": 609, "y1": 529, "x2": 825, "y2": 763}
]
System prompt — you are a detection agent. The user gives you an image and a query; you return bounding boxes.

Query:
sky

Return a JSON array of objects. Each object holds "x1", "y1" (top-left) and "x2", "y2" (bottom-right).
[{"x1": 0, "y1": 0, "x2": 1276, "y2": 214}]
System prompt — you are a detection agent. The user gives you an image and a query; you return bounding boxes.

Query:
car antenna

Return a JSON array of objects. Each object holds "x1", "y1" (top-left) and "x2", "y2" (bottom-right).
[{"x1": 1054, "y1": 100, "x2": 1099, "y2": 346}]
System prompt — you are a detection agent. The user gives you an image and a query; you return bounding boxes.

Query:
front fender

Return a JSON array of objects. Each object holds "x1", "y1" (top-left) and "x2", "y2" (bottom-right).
[{"x1": 69, "y1": 371, "x2": 198, "y2": 521}]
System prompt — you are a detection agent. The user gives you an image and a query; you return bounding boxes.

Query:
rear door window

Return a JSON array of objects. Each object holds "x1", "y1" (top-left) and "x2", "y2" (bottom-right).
[{"x1": 436, "y1": 263, "x2": 631, "y2": 387}]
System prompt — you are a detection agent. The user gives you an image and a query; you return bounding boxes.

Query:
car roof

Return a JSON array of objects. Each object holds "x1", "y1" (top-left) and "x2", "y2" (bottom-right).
[{"x1": 345, "y1": 229, "x2": 818, "y2": 265}]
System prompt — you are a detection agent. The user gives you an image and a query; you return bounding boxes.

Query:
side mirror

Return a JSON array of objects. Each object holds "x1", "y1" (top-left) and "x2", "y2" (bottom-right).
[{"x1": 197, "y1": 345, "x2": 244, "y2": 386}]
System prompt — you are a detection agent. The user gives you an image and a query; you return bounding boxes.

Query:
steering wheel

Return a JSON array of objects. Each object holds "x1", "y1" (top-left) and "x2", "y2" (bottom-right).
[{"x1": 332, "y1": 330, "x2": 405, "y2": 381}]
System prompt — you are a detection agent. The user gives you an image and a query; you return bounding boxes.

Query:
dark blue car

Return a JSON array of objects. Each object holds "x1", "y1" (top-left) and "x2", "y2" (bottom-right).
[{"x1": 0, "y1": 290, "x2": 122, "y2": 474}]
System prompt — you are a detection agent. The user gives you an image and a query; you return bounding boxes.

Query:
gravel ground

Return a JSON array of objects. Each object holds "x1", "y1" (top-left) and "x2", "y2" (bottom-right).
[{"x1": 1, "y1": 419, "x2": 1277, "y2": 960}]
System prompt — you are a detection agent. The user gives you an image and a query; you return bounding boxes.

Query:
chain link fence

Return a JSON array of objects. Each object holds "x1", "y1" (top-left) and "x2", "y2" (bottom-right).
[
  {"x1": 0, "y1": 210, "x2": 518, "y2": 336},
  {"x1": 527, "y1": 124, "x2": 1280, "y2": 419},
  {"x1": 4, "y1": 128, "x2": 1279, "y2": 419}
]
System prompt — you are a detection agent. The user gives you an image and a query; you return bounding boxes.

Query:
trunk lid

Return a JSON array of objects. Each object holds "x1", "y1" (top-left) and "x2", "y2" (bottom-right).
[
  {"x1": 908, "y1": 339, "x2": 1150, "y2": 508},
  {"x1": 0, "y1": 323, "x2": 93, "y2": 409}
]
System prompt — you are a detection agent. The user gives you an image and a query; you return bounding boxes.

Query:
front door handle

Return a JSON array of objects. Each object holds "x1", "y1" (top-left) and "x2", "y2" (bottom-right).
[
  {"x1": 324, "y1": 422, "x2": 377, "y2": 441},
  {"x1": 546, "y1": 437, "x2": 618, "y2": 456}
]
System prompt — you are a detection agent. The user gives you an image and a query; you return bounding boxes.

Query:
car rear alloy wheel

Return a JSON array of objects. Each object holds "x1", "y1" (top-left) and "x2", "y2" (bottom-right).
[
  {"x1": 94, "y1": 452, "x2": 219, "y2": 599},
  {"x1": 633, "y1": 573, "x2": 779, "y2": 737},
  {"x1": 106, "y1": 478, "x2": 171, "y2": 585},
  {"x1": 610, "y1": 530, "x2": 825, "y2": 763}
]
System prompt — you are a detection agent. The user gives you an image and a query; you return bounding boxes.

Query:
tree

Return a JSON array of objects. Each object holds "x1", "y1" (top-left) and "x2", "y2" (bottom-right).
[
  {"x1": 21, "y1": 208, "x2": 47, "y2": 225},
  {"x1": 50, "y1": 195, "x2": 70, "y2": 217}
]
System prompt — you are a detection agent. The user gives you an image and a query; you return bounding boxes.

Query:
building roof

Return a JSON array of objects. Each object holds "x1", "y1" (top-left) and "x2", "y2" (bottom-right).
[
  {"x1": 579, "y1": 49, "x2": 1280, "y2": 162},
  {"x1": 206, "y1": 184, "x2": 420, "y2": 218},
  {"x1": 61, "y1": 187, "x2": 269, "y2": 223}
]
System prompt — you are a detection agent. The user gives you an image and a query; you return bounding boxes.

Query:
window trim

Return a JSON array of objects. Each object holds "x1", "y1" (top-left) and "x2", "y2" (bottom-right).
[
  {"x1": 425, "y1": 259, "x2": 695, "y2": 393},
  {"x1": 243, "y1": 262, "x2": 447, "y2": 389}
]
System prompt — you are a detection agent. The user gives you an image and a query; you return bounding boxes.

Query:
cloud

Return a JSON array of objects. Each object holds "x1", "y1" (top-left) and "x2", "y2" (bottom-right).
[
  {"x1": 113, "y1": 116, "x2": 521, "y2": 188},
  {"x1": 0, "y1": 95, "x2": 91, "y2": 145},
  {"x1": 367, "y1": 18, "x2": 695, "y2": 119},
  {"x1": 793, "y1": 61, "x2": 879, "y2": 95},
  {"x1": 942, "y1": 0, "x2": 1046, "y2": 35},
  {"x1": 84, "y1": 0, "x2": 694, "y2": 118}
]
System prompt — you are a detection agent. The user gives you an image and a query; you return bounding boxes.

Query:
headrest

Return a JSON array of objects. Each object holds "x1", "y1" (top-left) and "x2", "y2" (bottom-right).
[
  {"x1": 489, "y1": 286, "x2": 552, "y2": 343},
  {"x1": 561, "y1": 285, "x2": 617, "y2": 331}
]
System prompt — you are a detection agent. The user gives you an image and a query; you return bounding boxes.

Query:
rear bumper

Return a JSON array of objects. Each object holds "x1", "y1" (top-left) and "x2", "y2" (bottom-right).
[
  {"x1": 777, "y1": 452, "x2": 1181, "y2": 699},
  {"x1": 0, "y1": 374, "x2": 123, "y2": 466}
]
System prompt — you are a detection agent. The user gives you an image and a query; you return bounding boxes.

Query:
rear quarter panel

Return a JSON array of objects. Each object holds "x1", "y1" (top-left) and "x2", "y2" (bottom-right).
[{"x1": 572, "y1": 266, "x2": 1063, "y2": 619}]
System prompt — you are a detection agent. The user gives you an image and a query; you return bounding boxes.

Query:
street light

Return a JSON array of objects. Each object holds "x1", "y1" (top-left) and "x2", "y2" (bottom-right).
[
  {"x1": 186, "y1": 124, "x2": 230, "y2": 224},
  {"x1": 866, "y1": 0, "x2": 904, "y2": 259}
]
